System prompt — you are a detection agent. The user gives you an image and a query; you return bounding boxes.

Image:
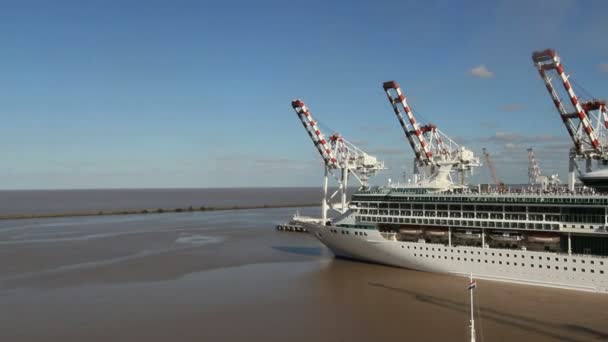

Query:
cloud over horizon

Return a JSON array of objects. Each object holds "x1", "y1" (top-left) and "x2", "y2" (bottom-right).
[
  {"x1": 480, "y1": 131, "x2": 558, "y2": 144},
  {"x1": 469, "y1": 65, "x2": 494, "y2": 78},
  {"x1": 499, "y1": 103, "x2": 524, "y2": 112}
]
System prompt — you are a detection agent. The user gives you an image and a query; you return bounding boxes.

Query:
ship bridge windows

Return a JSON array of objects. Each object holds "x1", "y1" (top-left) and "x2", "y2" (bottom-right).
[
  {"x1": 529, "y1": 206, "x2": 560, "y2": 214},
  {"x1": 449, "y1": 204, "x2": 462, "y2": 211},
  {"x1": 463, "y1": 205, "x2": 474, "y2": 211},
  {"x1": 477, "y1": 205, "x2": 502, "y2": 212},
  {"x1": 389, "y1": 203, "x2": 399, "y2": 209},
  {"x1": 561, "y1": 207, "x2": 604, "y2": 224},
  {"x1": 529, "y1": 214, "x2": 543, "y2": 221}
]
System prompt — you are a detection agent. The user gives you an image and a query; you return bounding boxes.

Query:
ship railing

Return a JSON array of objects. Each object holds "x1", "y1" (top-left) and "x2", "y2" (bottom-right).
[
  {"x1": 357, "y1": 189, "x2": 608, "y2": 197},
  {"x1": 554, "y1": 251, "x2": 608, "y2": 260}
]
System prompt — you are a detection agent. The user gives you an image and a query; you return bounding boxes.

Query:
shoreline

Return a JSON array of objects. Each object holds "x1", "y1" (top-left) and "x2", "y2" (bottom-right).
[{"x1": 0, "y1": 203, "x2": 319, "y2": 221}]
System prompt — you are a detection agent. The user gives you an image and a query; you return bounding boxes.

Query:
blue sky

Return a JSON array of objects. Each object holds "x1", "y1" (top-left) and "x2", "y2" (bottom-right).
[{"x1": 1, "y1": 0, "x2": 607, "y2": 189}]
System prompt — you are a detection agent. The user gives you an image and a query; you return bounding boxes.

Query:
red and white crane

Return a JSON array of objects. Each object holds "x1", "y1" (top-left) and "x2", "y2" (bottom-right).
[
  {"x1": 382, "y1": 80, "x2": 480, "y2": 190},
  {"x1": 532, "y1": 49, "x2": 608, "y2": 190},
  {"x1": 292, "y1": 99, "x2": 384, "y2": 224}
]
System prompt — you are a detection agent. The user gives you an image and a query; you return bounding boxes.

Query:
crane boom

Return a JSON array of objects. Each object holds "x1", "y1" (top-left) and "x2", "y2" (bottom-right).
[
  {"x1": 382, "y1": 80, "x2": 480, "y2": 189},
  {"x1": 291, "y1": 99, "x2": 338, "y2": 169},
  {"x1": 532, "y1": 49, "x2": 604, "y2": 156},
  {"x1": 382, "y1": 81, "x2": 433, "y2": 165},
  {"x1": 291, "y1": 98, "x2": 385, "y2": 222},
  {"x1": 482, "y1": 148, "x2": 502, "y2": 188}
]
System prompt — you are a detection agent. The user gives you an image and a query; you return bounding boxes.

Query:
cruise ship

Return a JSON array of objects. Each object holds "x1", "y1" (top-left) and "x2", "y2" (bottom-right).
[
  {"x1": 290, "y1": 52, "x2": 608, "y2": 292},
  {"x1": 302, "y1": 186, "x2": 608, "y2": 293}
]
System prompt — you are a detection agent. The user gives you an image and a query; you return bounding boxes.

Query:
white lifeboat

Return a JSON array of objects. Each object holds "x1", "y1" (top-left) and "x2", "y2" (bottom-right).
[
  {"x1": 425, "y1": 228, "x2": 449, "y2": 237},
  {"x1": 488, "y1": 231, "x2": 523, "y2": 242},
  {"x1": 399, "y1": 225, "x2": 423, "y2": 235},
  {"x1": 526, "y1": 233, "x2": 561, "y2": 244},
  {"x1": 453, "y1": 230, "x2": 481, "y2": 240}
]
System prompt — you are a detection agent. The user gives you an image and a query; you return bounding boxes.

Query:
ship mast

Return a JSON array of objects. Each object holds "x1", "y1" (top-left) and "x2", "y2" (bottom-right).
[{"x1": 469, "y1": 273, "x2": 476, "y2": 342}]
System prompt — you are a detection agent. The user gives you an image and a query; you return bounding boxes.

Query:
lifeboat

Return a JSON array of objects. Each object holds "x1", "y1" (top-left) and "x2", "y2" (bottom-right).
[
  {"x1": 424, "y1": 228, "x2": 449, "y2": 237},
  {"x1": 453, "y1": 229, "x2": 481, "y2": 240},
  {"x1": 526, "y1": 233, "x2": 561, "y2": 244},
  {"x1": 488, "y1": 231, "x2": 523, "y2": 242},
  {"x1": 399, "y1": 227, "x2": 423, "y2": 235}
]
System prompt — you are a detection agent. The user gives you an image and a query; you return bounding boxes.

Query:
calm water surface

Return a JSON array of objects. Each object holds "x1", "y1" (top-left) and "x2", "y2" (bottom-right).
[{"x1": 1, "y1": 207, "x2": 607, "y2": 341}]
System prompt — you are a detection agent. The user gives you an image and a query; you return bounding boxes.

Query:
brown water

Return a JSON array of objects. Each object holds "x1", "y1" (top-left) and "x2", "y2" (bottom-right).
[{"x1": 1, "y1": 207, "x2": 608, "y2": 341}]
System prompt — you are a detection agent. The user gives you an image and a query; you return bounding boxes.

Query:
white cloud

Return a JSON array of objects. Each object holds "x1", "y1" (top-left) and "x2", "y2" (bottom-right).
[
  {"x1": 469, "y1": 65, "x2": 494, "y2": 78},
  {"x1": 499, "y1": 103, "x2": 524, "y2": 112},
  {"x1": 368, "y1": 147, "x2": 405, "y2": 156},
  {"x1": 481, "y1": 132, "x2": 558, "y2": 144}
]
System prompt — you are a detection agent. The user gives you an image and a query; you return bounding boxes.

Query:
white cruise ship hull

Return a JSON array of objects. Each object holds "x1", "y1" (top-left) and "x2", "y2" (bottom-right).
[{"x1": 303, "y1": 222, "x2": 608, "y2": 293}]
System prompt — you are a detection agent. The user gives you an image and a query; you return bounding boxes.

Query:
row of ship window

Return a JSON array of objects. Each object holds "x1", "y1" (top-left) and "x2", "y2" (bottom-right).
[
  {"x1": 356, "y1": 205, "x2": 606, "y2": 224},
  {"x1": 402, "y1": 245, "x2": 605, "y2": 265},
  {"x1": 357, "y1": 209, "x2": 566, "y2": 222},
  {"x1": 329, "y1": 229, "x2": 368, "y2": 237},
  {"x1": 411, "y1": 253, "x2": 605, "y2": 274},
  {"x1": 358, "y1": 216, "x2": 560, "y2": 230}
]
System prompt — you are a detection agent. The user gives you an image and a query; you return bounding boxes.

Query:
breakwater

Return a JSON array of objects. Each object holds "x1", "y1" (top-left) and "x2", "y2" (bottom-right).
[{"x1": 0, "y1": 202, "x2": 319, "y2": 220}]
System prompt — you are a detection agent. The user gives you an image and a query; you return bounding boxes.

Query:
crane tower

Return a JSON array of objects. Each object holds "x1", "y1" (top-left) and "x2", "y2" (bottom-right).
[
  {"x1": 382, "y1": 80, "x2": 480, "y2": 190},
  {"x1": 532, "y1": 49, "x2": 608, "y2": 190},
  {"x1": 527, "y1": 148, "x2": 560, "y2": 189},
  {"x1": 291, "y1": 99, "x2": 384, "y2": 224},
  {"x1": 482, "y1": 148, "x2": 504, "y2": 192}
]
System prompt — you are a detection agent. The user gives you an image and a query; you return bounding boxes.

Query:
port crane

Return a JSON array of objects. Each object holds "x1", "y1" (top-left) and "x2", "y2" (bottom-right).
[
  {"x1": 291, "y1": 99, "x2": 385, "y2": 224},
  {"x1": 527, "y1": 148, "x2": 560, "y2": 189},
  {"x1": 382, "y1": 80, "x2": 480, "y2": 190},
  {"x1": 532, "y1": 49, "x2": 608, "y2": 190},
  {"x1": 482, "y1": 148, "x2": 504, "y2": 191}
]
